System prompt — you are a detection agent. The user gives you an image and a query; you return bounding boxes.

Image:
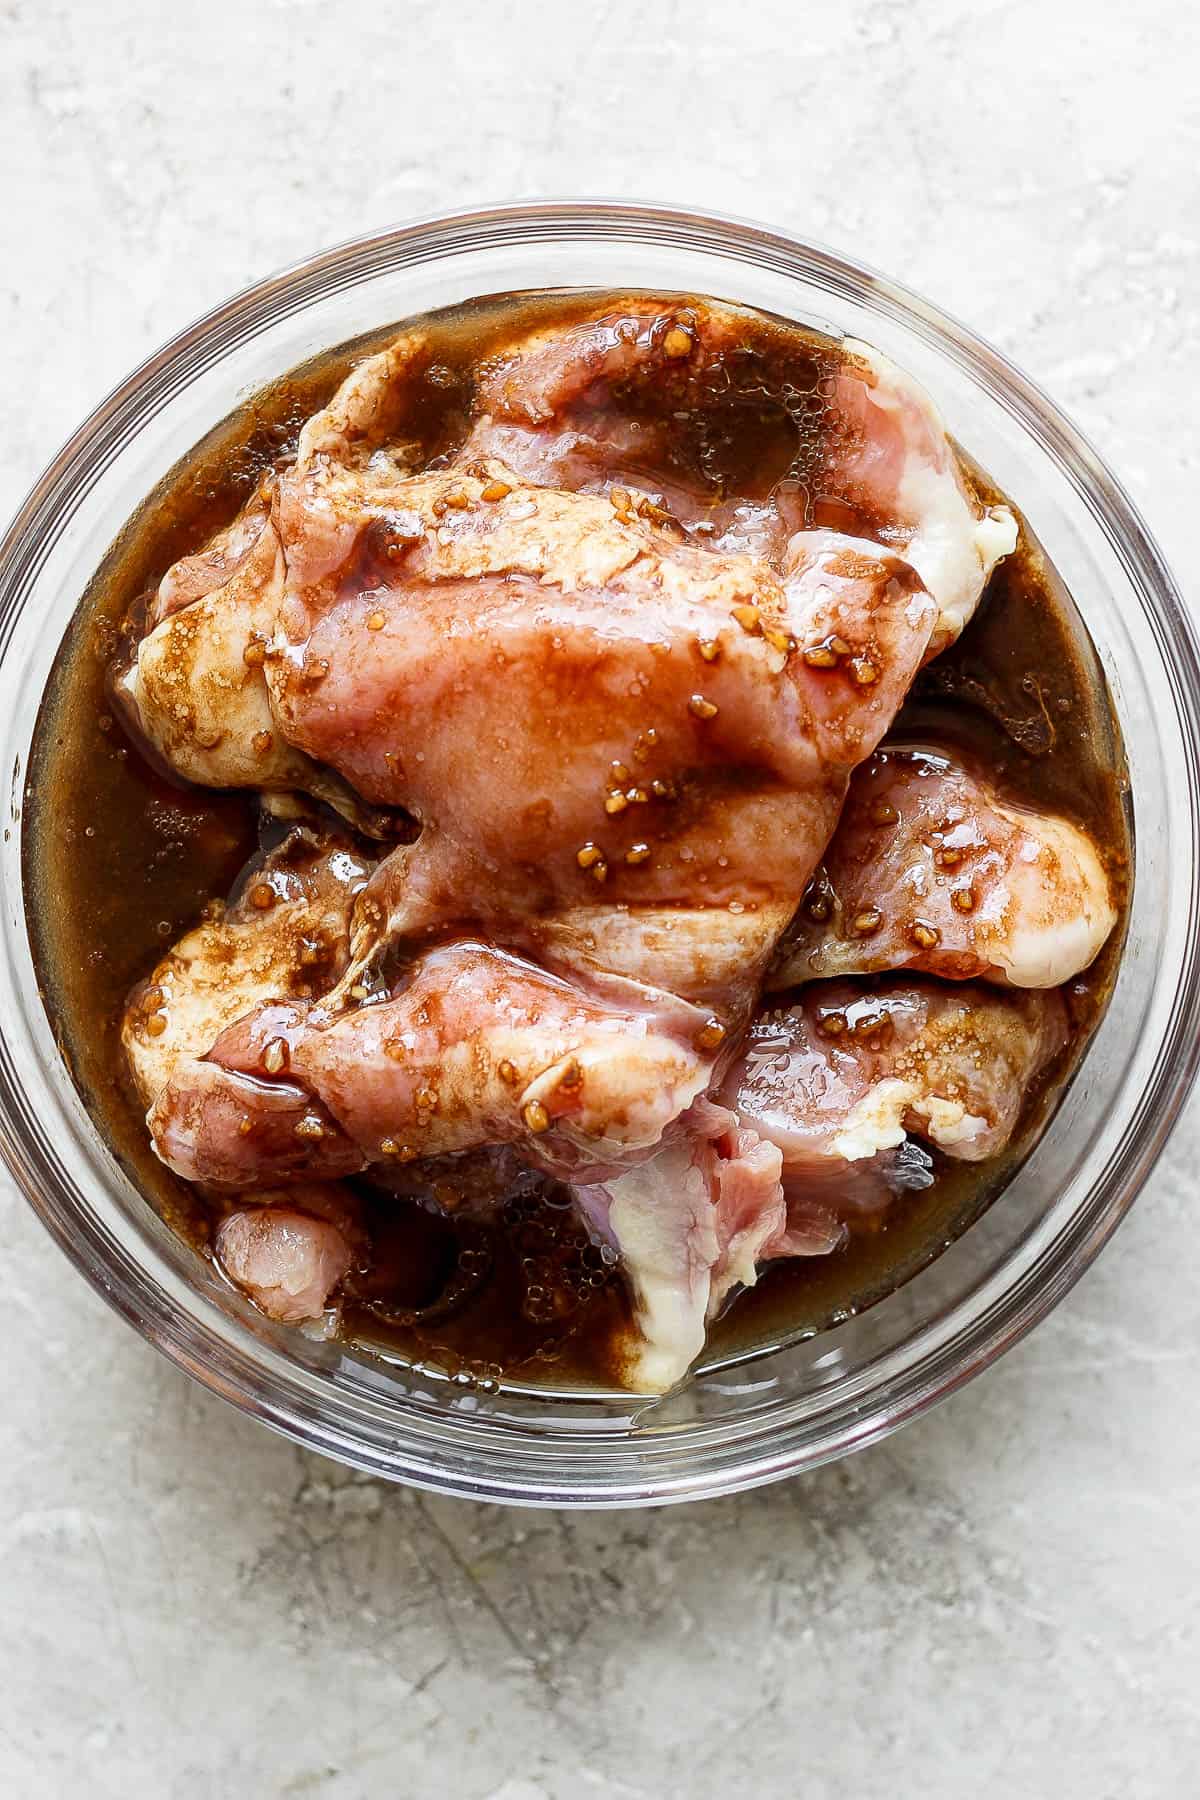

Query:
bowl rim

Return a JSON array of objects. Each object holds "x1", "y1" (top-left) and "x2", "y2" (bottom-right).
[{"x1": 4, "y1": 197, "x2": 1199, "y2": 1507}]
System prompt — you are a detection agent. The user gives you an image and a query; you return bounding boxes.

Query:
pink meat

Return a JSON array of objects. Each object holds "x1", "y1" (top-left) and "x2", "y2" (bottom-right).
[
  {"x1": 725, "y1": 978, "x2": 1069, "y2": 1173},
  {"x1": 272, "y1": 515, "x2": 935, "y2": 919},
  {"x1": 461, "y1": 298, "x2": 1014, "y2": 632},
  {"x1": 217, "y1": 1205, "x2": 353, "y2": 1323},
  {"x1": 461, "y1": 301, "x2": 790, "y2": 542},
  {"x1": 114, "y1": 304, "x2": 1037, "y2": 1397},
  {"x1": 150, "y1": 941, "x2": 713, "y2": 1189},
  {"x1": 775, "y1": 743, "x2": 1117, "y2": 990},
  {"x1": 571, "y1": 1100, "x2": 793, "y2": 1393}
]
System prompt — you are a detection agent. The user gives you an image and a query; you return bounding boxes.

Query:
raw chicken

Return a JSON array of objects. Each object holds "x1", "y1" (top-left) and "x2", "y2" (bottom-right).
[
  {"x1": 123, "y1": 825, "x2": 373, "y2": 1106},
  {"x1": 584, "y1": 974, "x2": 1070, "y2": 1386},
  {"x1": 462, "y1": 298, "x2": 1016, "y2": 635},
  {"x1": 322, "y1": 514, "x2": 935, "y2": 986},
  {"x1": 149, "y1": 940, "x2": 716, "y2": 1188},
  {"x1": 121, "y1": 330, "x2": 941, "y2": 1019},
  {"x1": 825, "y1": 340, "x2": 1017, "y2": 645},
  {"x1": 568, "y1": 968, "x2": 1046, "y2": 1392},
  {"x1": 572, "y1": 1103, "x2": 790, "y2": 1393},
  {"x1": 148, "y1": 1058, "x2": 363, "y2": 1187},
  {"x1": 113, "y1": 493, "x2": 388, "y2": 832},
  {"x1": 113, "y1": 302, "x2": 1065, "y2": 1394},
  {"x1": 123, "y1": 831, "x2": 373, "y2": 1324},
  {"x1": 273, "y1": 446, "x2": 937, "y2": 1010},
  {"x1": 461, "y1": 299, "x2": 778, "y2": 541},
  {"x1": 725, "y1": 978, "x2": 1067, "y2": 1176},
  {"x1": 114, "y1": 488, "x2": 300, "y2": 792},
  {"x1": 150, "y1": 479, "x2": 277, "y2": 626},
  {"x1": 773, "y1": 744, "x2": 1117, "y2": 989},
  {"x1": 216, "y1": 1201, "x2": 354, "y2": 1324},
  {"x1": 252, "y1": 332, "x2": 936, "y2": 1020},
  {"x1": 570, "y1": 1090, "x2": 862, "y2": 1394}
]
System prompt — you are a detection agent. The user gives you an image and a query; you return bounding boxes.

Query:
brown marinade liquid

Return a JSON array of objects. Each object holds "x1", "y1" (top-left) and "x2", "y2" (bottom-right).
[{"x1": 23, "y1": 289, "x2": 1131, "y2": 1394}]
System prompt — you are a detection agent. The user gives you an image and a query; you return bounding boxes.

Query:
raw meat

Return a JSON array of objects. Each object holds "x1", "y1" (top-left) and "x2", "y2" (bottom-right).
[{"x1": 773, "y1": 744, "x2": 1117, "y2": 989}]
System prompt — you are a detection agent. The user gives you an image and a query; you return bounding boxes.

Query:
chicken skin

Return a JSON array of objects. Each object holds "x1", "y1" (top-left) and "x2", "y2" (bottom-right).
[
  {"x1": 727, "y1": 979, "x2": 1068, "y2": 1172},
  {"x1": 123, "y1": 825, "x2": 373, "y2": 1107},
  {"x1": 462, "y1": 297, "x2": 1016, "y2": 635},
  {"x1": 122, "y1": 829, "x2": 374, "y2": 1322},
  {"x1": 773, "y1": 744, "x2": 1117, "y2": 990},
  {"x1": 150, "y1": 940, "x2": 716, "y2": 1188}
]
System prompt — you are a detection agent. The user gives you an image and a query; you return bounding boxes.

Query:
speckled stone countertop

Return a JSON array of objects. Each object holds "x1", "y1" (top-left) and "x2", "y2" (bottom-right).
[{"x1": 2, "y1": 3, "x2": 1199, "y2": 1794}]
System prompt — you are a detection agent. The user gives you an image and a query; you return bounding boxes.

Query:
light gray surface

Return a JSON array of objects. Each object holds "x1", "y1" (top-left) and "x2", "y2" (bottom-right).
[{"x1": 2, "y1": 2, "x2": 1199, "y2": 1795}]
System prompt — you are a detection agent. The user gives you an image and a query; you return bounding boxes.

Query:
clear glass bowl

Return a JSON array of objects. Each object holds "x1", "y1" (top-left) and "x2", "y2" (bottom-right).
[{"x1": 2, "y1": 202, "x2": 1197, "y2": 1507}]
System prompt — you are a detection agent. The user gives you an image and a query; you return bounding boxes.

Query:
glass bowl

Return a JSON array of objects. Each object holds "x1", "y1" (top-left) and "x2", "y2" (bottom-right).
[{"x1": 2, "y1": 202, "x2": 1197, "y2": 1508}]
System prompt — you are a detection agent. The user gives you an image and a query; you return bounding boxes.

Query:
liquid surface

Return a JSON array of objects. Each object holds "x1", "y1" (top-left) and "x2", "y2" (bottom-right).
[{"x1": 24, "y1": 288, "x2": 1131, "y2": 1394}]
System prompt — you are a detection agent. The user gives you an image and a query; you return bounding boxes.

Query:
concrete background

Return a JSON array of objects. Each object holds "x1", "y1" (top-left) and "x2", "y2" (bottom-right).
[{"x1": 2, "y1": 2, "x2": 1199, "y2": 1794}]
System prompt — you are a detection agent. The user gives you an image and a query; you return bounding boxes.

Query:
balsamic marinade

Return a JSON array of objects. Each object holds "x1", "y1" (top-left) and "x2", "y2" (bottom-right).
[{"x1": 24, "y1": 289, "x2": 1130, "y2": 1393}]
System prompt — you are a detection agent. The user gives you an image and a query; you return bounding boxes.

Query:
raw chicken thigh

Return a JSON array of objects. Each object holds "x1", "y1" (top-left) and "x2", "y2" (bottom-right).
[
  {"x1": 114, "y1": 484, "x2": 297, "y2": 793},
  {"x1": 123, "y1": 827, "x2": 374, "y2": 1320},
  {"x1": 114, "y1": 487, "x2": 386, "y2": 834},
  {"x1": 308, "y1": 513, "x2": 938, "y2": 999},
  {"x1": 151, "y1": 940, "x2": 716, "y2": 1187},
  {"x1": 569, "y1": 977, "x2": 1067, "y2": 1393},
  {"x1": 113, "y1": 294, "x2": 1115, "y2": 1389},
  {"x1": 267, "y1": 332, "x2": 938, "y2": 1007},
  {"x1": 774, "y1": 744, "x2": 1117, "y2": 989},
  {"x1": 463, "y1": 298, "x2": 1016, "y2": 636},
  {"x1": 727, "y1": 979, "x2": 1068, "y2": 1172},
  {"x1": 123, "y1": 824, "x2": 372, "y2": 1103}
]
